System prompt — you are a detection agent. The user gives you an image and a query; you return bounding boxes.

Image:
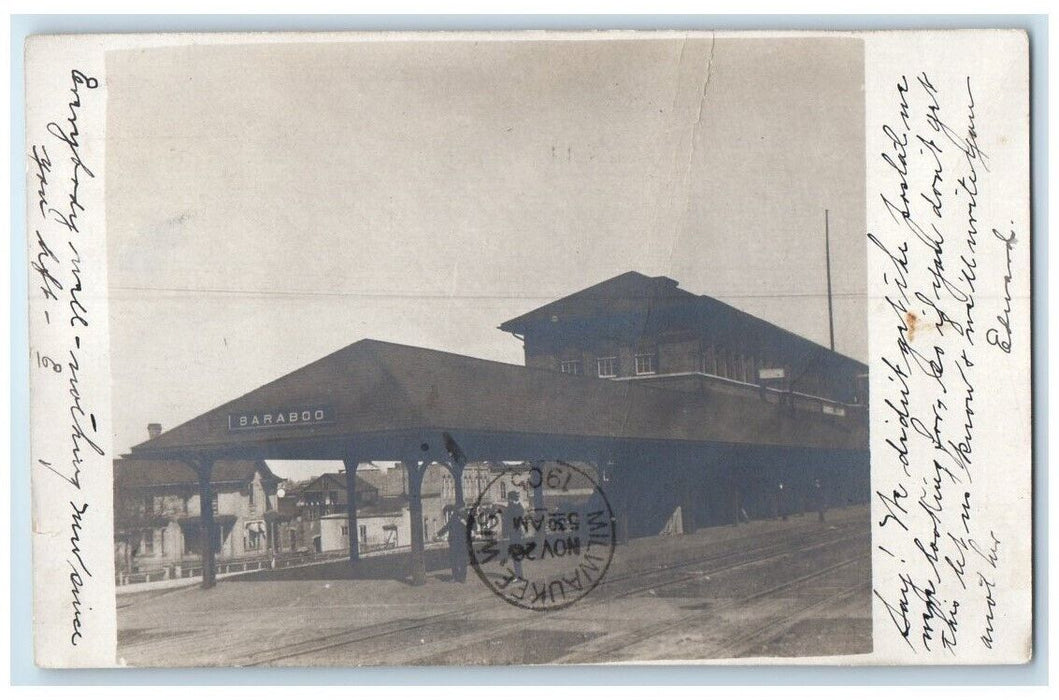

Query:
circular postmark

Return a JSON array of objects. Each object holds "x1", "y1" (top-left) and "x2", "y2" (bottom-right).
[{"x1": 466, "y1": 461, "x2": 615, "y2": 611}]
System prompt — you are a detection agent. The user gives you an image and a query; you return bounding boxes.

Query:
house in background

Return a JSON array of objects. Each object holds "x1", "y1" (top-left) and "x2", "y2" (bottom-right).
[
  {"x1": 277, "y1": 463, "x2": 450, "y2": 556},
  {"x1": 114, "y1": 447, "x2": 600, "y2": 581},
  {"x1": 280, "y1": 462, "x2": 531, "y2": 556},
  {"x1": 113, "y1": 446, "x2": 284, "y2": 581},
  {"x1": 277, "y1": 462, "x2": 539, "y2": 557},
  {"x1": 284, "y1": 471, "x2": 387, "y2": 554}
]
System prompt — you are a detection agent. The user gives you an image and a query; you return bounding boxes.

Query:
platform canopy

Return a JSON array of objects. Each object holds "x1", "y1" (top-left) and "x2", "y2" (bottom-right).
[
  {"x1": 128, "y1": 338, "x2": 869, "y2": 589},
  {"x1": 129, "y1": 339, "x2": 867, "y2": 465}
]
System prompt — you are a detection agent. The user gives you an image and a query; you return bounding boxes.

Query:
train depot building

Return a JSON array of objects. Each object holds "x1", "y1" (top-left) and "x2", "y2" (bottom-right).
[{"x1": 116, "y1": 271, "x2": 869, "y2": 588}]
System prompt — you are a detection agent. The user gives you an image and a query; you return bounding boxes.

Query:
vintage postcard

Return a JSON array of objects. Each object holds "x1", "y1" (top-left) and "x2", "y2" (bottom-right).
[{"x1": 24, "y1": 29, "x2": 1032, "y2": 668}]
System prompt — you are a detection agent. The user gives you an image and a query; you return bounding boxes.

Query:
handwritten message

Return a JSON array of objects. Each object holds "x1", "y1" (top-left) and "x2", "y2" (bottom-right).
[
  {"x1": 28, "y1": 68, "x2": 103, "y2": 648},
  {"x1": 870, "y1": 72, "x2": 1017, "y2": 656}
]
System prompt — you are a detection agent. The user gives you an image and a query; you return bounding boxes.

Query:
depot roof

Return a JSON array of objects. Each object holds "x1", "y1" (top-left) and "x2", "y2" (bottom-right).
[
  {"x1": 499, "y1": 271, "x2": 868, "y2": 374},
  {"x1": 500, "y1": 272, "x2": 698, "y2": 331},
  {"x1": 128, "y1": 339, "x2": 866, "y2": 461}
]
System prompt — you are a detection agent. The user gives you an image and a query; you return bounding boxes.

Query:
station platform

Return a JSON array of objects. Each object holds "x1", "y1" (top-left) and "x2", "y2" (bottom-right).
[{"x1": 117, "y1": 504, "x2": 871, "y2": 666}]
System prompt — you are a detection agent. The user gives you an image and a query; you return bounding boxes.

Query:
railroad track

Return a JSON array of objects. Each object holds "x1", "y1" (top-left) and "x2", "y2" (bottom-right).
[
  {"x1": 554, "y1": 552, "x2": 869, "y2": 663},
  {"x1": 239, "y1": 522, "x2": 868, "y2": 666},
  {"x1": 712, "y1": 580, "x2": 865, "y2": 659}
]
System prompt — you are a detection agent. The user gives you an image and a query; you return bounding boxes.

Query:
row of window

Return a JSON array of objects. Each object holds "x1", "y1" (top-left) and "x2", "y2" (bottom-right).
[
  {"x1": 443, "y1": 476, "x2": 511, "y2": 502},
  {"x1": 557, "y1": 347, "x2": 782, "y2": 384},
  {"x1": 340, "y1": 524, "x2": 371, "y2": 541},
  {"x1": 559, "y1": 354, "x2": 656, "y2": 378},
  {"x1": 139, "y1": 520, "x2": 269, "y2": 557},
  {"x1": 143, "y1": 494, "x2": 220, "y2": 515},
  {"x1": 440, "y1": 472, "x2": 492, "y2": 501},
  {"x1": 699, "y1": 347, "x2": 776, "y2": 384},
  {"x1": 142, "y1": 489, "x2": 270, "y2": 517},
  {"x1": 140, "y1": 527, "x2": 197, "y2": 556}
]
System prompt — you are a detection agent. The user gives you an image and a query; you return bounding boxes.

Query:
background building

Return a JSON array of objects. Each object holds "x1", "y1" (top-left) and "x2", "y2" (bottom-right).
[
  {"x1": 113, "y1": 452, "x2": 283, "y2": 583},
  {"x1": 114, "y1": 456, "x2": 507, "y2": 584},
  {"x1": 280, "y1": 464, "x2": 445, "y2": 555}
]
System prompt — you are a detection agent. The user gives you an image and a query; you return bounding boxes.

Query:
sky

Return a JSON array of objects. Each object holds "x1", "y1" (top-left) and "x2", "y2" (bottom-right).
[{"x1": 105, "y1": 35, "x2": 866, "y2": 472}]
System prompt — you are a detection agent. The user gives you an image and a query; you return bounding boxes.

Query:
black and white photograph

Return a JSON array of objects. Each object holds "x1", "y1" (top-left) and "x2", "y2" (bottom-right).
[{"x1": 103, "y1": 35, "x2": 870, "y2": 666}]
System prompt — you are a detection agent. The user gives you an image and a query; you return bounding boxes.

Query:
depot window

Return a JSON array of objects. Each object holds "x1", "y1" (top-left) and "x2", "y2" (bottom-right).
[
  {"x1": 560, "y1": 360, "x2": 583, "y2": 375},
  {"x1": 634, "y1": 353, "x2": 656, "y2": 376},
  {"x1": 699, "y1": 346, "x2": 716, "y2": 375},
  {"x1": 733, "y1": 353, "x2": 746, "y2": 382},
  {"x1": 596, "y1": 356, "x2": 618, "y2": 378}
]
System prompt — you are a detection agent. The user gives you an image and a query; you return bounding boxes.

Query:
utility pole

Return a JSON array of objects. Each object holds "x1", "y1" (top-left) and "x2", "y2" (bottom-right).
[{"x1": 825, "y1": 209, "x2": 835, "y2": 351}]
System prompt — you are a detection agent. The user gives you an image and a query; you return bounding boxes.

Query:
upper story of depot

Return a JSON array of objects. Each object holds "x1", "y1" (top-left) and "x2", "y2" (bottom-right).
[{"x1": 499, "y1": 271, "x2": 868, "y2": 416}]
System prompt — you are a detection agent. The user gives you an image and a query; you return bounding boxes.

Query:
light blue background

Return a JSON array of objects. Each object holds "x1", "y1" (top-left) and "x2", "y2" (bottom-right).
[{"x1": 9, "y1": 13, "x2": 1048, "y2": 686}]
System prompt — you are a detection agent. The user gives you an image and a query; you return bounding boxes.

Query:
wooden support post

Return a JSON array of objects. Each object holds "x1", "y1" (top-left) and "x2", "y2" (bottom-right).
[
  {"x1": 407, "y1": 461, "x2": 427, "y2": 586},
  {"x1": 452, "y1": 462, "x2": 466, "y2": 510},
  {"x1": 343, "y1": 455, "x2": 360, "y2": 566},
  {"x1": 194, "y1": 457, "x2": 217, "y2": 589},
  {"x1": 443, "y1": 432, "x2": 468, "y2": 510}
]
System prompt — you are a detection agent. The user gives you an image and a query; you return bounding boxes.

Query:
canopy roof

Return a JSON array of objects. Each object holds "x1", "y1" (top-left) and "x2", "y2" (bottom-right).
[{"x1": 129, "y1": 339, "x2": 866, "y2": 464}]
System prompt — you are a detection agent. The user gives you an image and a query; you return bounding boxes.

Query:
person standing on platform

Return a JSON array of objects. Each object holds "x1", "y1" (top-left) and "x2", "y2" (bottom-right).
[
  {"x1": 438, "y1": 506, "x2": 469, "y2": 583},
  {"x1": 502, "y1": 491, "x2": 526, "y2": 580},
  {"x1": 814, "y1": 478, "x2": 827, "y2": 523}
]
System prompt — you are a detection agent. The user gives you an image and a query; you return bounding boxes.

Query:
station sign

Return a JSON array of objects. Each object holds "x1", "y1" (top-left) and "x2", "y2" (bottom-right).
[
  {"x1": 758, "y1": 368, "x2": 785, "y2": 380},
  {"x1": 227, "y1": 405, "x2": 335, "y2": 432},
  {"x1": 822, "y1": 404, "x2": 847, "y2": 417}
]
